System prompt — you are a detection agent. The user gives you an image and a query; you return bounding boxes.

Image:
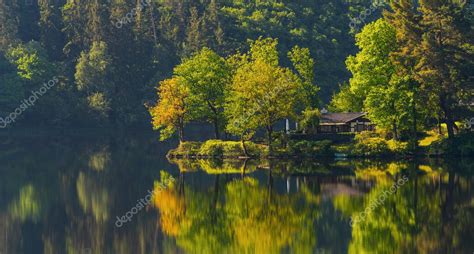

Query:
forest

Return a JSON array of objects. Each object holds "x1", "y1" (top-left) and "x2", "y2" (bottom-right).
[
  {"x1": 0, "y1": 0, "x2": 378, "y2": 128},
  {"x1": 0, "y1": 0, "x2": 472, "y2": 144}
]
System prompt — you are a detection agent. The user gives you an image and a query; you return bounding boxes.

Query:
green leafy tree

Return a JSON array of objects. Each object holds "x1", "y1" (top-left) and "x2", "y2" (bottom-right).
[
  {"x1": 0, "y1": 54, "x2": 24, "y2": 118},
  {"x1": 288, "y1": 46, "x2": 319, "y2": 109},
  {"x1": 345, "y1": 19, "x2": 412, "y2": 139},
  {"x1": 226, "y1": 38, "x2": 305, "y2": 154},
  {"x1": 6, "y1": 41, "x2": 54, "y2": 83},
  {"x1": 416, "y1": 0, "x2": 473, "y2": 138},
  {"x1": 75, "y1": 41, "x2": 113, "y2": 122},
  {"x1": 0, "y1": 0, "x2": 18, "y2": 51},
  {"x1": 329, "y1": 83, "x2": 363, "y2": 112},
  {"x1": 385, "y1": 0, "x2": 426, "y2": 145},
  {"x1": 174, "y1": 47, "x2": 232, "y2": 139}
]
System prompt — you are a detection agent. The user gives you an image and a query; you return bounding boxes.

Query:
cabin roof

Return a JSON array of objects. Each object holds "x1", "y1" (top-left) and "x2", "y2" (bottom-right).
[{"x1": 320, "y1": 112, "x2": 367, "y2": 124}]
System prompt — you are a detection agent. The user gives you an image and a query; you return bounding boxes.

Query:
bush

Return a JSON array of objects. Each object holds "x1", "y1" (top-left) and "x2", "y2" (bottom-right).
[
  {"x1": 299, "y1": 109, "x2": 321, "y2": 134},
  {"x1": 353, "y1": 137, "x2": 390, "y2": 157},
  {"x1": 387, "y1": 140, "x2": 410, "y2": 155},
  {"x1": 167, "y1": 142, "x2": 201, "y2": 158},
  {"x1": 288, "y1": 140, "x2": 334, "y2": 157},
  {"x1": 199, "y1": 140, "x2": 225, "y2": 157},
  {"x1": 245, "y1": 141, "x2": 269, "y2": 158},
  {"x1": 198, "y1": 140, "x2": 268, "y2": 158},
  {"x1": 428, "y1": 133, "x2": 474, "y2": 156}
]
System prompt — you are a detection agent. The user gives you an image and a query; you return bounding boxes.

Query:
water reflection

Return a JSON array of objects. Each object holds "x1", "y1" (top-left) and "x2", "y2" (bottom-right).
[{"x1": 0, "y1": 135, "x2": 472, "y2": 253}]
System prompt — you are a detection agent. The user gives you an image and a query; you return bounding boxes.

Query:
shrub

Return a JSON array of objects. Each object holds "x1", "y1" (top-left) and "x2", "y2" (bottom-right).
[
  {"x1": 299, "y1": 109, "x2": 321, "y2": 134},
  {"x1": 353, "y1": 137, "x2": 390, "y2": 157},
  {"x1": 167, "y1": 142, "x2": 201, "y2": 158},
  {"x1": 198, "y1": 140, "x2": 268, "y2": 158},
  {"x1": 199, "y1": 140, "x2": 225, "y2": 157},
  {"x1": 428, "y1": 133, "x2": 474, "y2": 156},
  {"x1": 222, "y1": 141, "x2": 246, "y2": 157},
  {"x1": 387, "y1": 140, "x2": 410, "y2": 155},
  {"x1": 288, "y1": 140, "x2": 334, "y2": 156},
  {"x1": 245, "y1": 141, "x2": 269, "y2": 158}
]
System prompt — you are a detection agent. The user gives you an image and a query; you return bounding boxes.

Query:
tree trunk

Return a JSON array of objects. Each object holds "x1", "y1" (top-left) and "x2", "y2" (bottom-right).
[
  {"x1": 437, "y1": 116, "x2": 443, "y2": 135},
  {"x1": 178, "y1": 119, "x2": 185, "y2": 144},
  {"x1": 446, "y1": 117, "x2": 455, "y2": 139},
  {"x1": 208, "y1": 101, "x2": 220, "y2": 139},
  {"x1": 411, "y1": 81, "x2": 418, "y2": 150},
  {"x1": 440, "y1": 95, "x2": 455, "y2": 139},
  {"x1": 392, "y1": 121, "x2": 399, "y2": 141},
  {"x1": 241, "y1": 137, "x2": 249, "y2": 157},
  {"x1": 266, "y1": 126, "x2": 273, "y2": 156},
  {"x1": 213, "y1": 117, "x2": 220, "y2": 139},
  {"x1": 149, "y1": 3, "x2": 158, "y2": 45}
]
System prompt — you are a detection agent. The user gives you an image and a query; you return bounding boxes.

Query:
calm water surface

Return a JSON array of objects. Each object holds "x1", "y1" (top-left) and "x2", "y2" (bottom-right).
[{"x1": 0, "y1": 133, "x2": 473, "y2": 254}]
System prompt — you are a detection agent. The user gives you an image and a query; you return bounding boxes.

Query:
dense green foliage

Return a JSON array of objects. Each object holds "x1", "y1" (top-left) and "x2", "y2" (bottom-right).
[
  {"x1": 0, "y1": 0, "x2": 377, "y2": 128},
  {"x1": 287, "y1": 140, "x2": 334, "y2": 157},
  {"x1": 428, "y1": 132, "x2": 474, "y2": 157},
  {"x1": 332, "y1": 1, "x2": 473, "y2": 141},
  {"x1": 167, "y1": 140, "x2": 267, "y2": 158}
]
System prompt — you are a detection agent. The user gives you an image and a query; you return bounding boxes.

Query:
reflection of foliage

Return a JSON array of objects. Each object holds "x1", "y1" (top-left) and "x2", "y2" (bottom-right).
[
  {"x1": 199, "y1": 159, "x2": 258, "y2": 175},
  {"x1": 154, "y1": 186, "x2": 186, "y2": 236},
  {"x1": 168, "y1": 158, "x2": 201, "y2": 172},
  {"x1": 347, "y1": 179, "x2": 442, "y2": 254},
  {"x1": 225, "y1": 178, "x2": 318, "y2": 254},
  {"x1": 8, "y1": 184, "x2": 43, "y2": 222},
  {"x1": 330, "y1": 162, "x2": 474, "y2": 254},
  {"x1": 153, "y1": 171, "x2": 183, "y2": 236},
  {"x1": 332, "y1": 194, "x2": 364, "y2": 218},
  {"x1": 170, "y1": 158, "x2": 260, "y2": 175},
  {"x1": 354, "y1": 161, "x2": 408, "y2": 183},
  {"x1": 76, "y1": 172, "x2": 110, "y2": 223},
  {"x1": 88, "y1": 146, "x2": 111, "y2": 171},
  {"x1": 154, "y1": 176, "x2": 320, "y2": 253}
]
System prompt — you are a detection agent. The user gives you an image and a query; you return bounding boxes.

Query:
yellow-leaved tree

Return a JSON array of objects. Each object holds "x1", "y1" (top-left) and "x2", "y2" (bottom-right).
[{"x1": 148, "y1": 77, "x2": 189, "y2": 143}]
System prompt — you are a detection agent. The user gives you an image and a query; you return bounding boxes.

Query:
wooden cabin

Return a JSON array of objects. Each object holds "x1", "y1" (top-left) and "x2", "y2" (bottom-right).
[{"x1": 317, "y1": 111, "x2": 374, "y2": 134}]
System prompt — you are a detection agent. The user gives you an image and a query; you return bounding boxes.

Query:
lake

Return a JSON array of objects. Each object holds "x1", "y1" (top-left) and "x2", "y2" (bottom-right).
[{"x1": 0, "y1": 133, "x2": 473, "y2": 254}]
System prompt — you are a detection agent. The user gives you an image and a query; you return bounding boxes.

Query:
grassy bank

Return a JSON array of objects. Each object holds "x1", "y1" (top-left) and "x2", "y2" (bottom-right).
[
  {"x1": 167, "y1": 140, "x2": 268, "y2": 159},
  {"x1": 168, "y1": 132, "x2": 474, "y2": 159}
]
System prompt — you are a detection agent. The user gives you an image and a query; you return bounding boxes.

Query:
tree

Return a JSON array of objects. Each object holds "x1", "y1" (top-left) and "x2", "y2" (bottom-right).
[
  {"x1": 38, "y1": 0, "x2": 65, "y2": 60},
  {"x1": 416, "y1": 0, "x2": 473, "y2": 138},
  {"x1": 345, "y1": 19, "x2": 412, "y2": 140},
  {"x1": 299, "y1": 108, "x2": 321, "y2": 134},
  {"x1": 288, "y1": 46, "x2": 319, "y2": 109},
  {"x1": 174, "y1": 47, "x2": 232, "y2": 139},
  {"x1": 384, "y1": 0, "x2": 425, "y2": 145},
  {"x1": 0, "y1": 54, "x2": 24, "y2": 118},
  {"x1": 75, "y1": 41, "x2": 113, "y2": 122},
  {"x1": 0, "y1": 0, "x2": 19, "y2": 51},
  {"x1": 6, "y1": 41, "x2": 54, "y2": 83},
  {"x1": 226, "y1": 38, "x2": 304, "y2": 155},
  {"x1": 328, "y1": 83, "x2": 363, "y2": 112},
  {"x1": 148, "y1": 77, "x2": 189, "y2": 143}
]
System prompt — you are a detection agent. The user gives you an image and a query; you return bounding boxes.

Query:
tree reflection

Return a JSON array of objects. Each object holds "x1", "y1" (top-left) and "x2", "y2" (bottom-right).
[
  {"x1": 331, "y1": 162, "x2": 474, "y2": 254},
  {"x1": 76, "y1": 172, "x2": 110, "y2": 223},
  {"x1": 1, "y1": 135, "x2": 473, "y2": 253},
  {"x1": 8, "y1": 184, "x2": 43, "y2": 223},
  {"x1": 153, "y1": 171, "x2": 320, "y2": 253}
]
